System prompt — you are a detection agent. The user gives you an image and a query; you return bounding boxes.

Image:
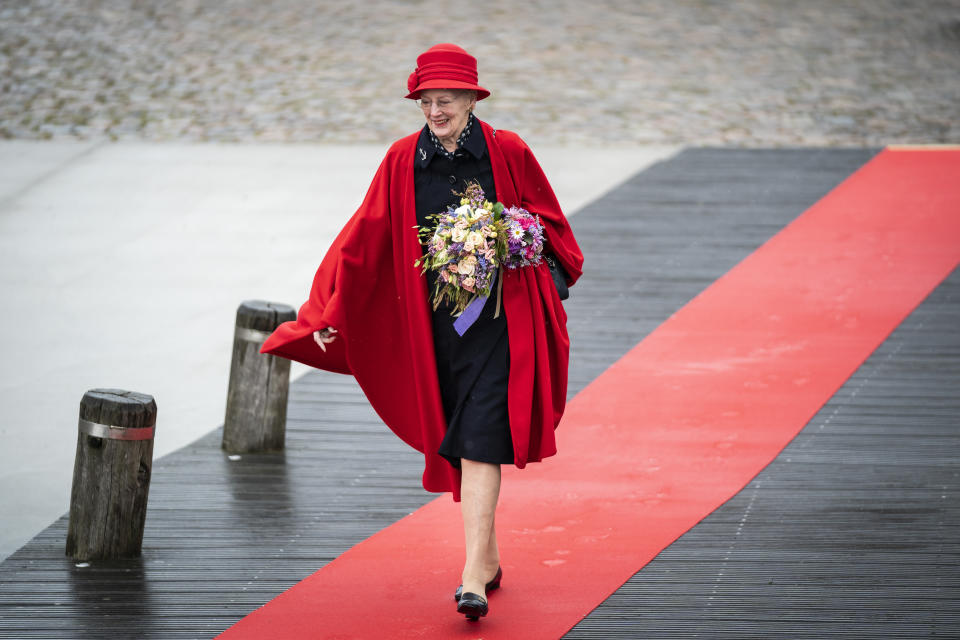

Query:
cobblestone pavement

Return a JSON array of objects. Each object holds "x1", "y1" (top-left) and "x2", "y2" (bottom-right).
[{"x1": 1, "y1": 0, "x2": 958, "y2": 146}]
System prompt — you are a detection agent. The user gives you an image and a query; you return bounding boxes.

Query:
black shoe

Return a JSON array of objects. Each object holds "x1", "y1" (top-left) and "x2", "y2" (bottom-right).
[
  {"x1": 454, "y1": 566, "x2": 502, "y2": 602},
  {"x1": 457, "y1": 592, "x2": 488, "y2": 620}
]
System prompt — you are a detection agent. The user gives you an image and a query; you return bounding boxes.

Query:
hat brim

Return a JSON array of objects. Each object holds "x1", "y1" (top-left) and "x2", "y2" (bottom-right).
[{"x1": 406, "y1": 79, "x2": 490, "y2": 101}]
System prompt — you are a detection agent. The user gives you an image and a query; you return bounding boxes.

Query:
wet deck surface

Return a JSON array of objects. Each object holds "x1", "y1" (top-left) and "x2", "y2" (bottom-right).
[{"x1": 3, "y1": 148, "x2": 958, "y2": 639}]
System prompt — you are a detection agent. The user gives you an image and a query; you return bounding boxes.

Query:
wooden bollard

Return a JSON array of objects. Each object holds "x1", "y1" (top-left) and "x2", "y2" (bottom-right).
[
  {"x1": 222, "y1": 300, "x2": 296, "y2": 453},
  {"x1": 66, "y1": 389, "x2": 156, "y2": 561}
]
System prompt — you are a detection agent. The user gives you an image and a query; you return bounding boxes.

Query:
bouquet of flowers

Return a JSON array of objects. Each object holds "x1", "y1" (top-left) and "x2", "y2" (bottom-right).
[
  {"x1": 501, "y1": 205, "x2": 545, "y2": 269},
  {"x1": 415, "y1": 182, "x2": 545, "y2": 324}
]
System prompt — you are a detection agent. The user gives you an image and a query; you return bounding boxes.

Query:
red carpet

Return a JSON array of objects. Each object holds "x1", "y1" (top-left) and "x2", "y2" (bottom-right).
[{"x1": 217, "y1": 149, "x2": 960, "y2": 639}]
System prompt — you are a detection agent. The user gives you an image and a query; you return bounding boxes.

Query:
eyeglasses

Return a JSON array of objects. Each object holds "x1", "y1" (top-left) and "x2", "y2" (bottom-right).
[{"x1": 417, "y1": 97, "x2": 460, "y2": 111}]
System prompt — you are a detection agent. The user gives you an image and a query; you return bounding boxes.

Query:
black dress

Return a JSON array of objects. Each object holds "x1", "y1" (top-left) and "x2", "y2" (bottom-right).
[{"x1": 413, "y1": 116, "x2": 514, "y2": 469}]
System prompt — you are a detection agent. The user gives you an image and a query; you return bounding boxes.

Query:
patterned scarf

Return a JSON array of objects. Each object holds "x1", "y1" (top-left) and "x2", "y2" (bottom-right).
[{"x1": 428, "y1": 112, "x2": 475, "y2": 160}]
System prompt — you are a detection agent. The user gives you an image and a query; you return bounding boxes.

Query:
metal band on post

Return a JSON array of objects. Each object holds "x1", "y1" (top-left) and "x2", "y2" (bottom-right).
[
  {"x1": 235, "y1": 327, "x2": 273, "y2": 344},
  {"x1": 78, "y1": 418, "x2": 156, "y2": 441}
]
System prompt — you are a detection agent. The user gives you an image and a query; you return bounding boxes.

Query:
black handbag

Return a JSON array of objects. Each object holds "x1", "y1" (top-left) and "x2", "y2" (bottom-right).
[{"x1": 544, "y1": 254, "x2": 570, "y2": 301}]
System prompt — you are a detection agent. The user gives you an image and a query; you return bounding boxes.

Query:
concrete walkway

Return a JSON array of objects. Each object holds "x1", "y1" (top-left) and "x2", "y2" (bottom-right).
[{"x1": 0, "y1": 140, "x2": 678, "y2": 560}]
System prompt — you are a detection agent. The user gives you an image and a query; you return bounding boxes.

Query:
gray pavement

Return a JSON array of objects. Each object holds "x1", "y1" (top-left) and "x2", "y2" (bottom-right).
[
  {"x1": 0, "y1": 140, "x2": 677, "y2": 561},
  {"x1": 2, "y1": 0, "x2": 959, "y2": 146}
]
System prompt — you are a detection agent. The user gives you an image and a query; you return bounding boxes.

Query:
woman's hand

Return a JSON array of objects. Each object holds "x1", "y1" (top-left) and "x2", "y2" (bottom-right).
[{"x1": 313, "y1": 327, "x2": 338, "y2": 352}]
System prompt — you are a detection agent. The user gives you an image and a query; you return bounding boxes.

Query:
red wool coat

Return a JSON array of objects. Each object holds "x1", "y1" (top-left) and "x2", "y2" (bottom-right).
[{"x1": 260, "y1": 119, "x2": 584, "y2": 501}]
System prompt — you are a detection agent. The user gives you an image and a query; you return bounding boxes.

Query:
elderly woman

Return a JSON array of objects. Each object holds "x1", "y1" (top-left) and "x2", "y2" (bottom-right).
[{"x1": 261, "y1": 43, "x2": 583, "y2": 621}]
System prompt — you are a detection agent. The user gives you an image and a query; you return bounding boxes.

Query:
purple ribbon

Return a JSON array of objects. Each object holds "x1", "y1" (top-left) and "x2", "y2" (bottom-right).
[
  {"x1": 453, "y1": 269, "x2": 504, "y2": 336},
  {"x1": 453, "y1": 292, "x2": 489, "y2": 336}
]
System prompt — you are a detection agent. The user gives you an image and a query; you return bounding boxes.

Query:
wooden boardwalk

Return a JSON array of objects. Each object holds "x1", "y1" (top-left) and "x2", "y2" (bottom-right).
[{"x1": 3, "y1": 148, "x2": 958, "y2": 639}]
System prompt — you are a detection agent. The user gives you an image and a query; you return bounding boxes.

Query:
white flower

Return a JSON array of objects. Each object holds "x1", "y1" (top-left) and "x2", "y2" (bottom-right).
[
  {"x1": 466, "y1": 231, "x2": 485, "y2": 247},
  {"x1": 457, "y1": 255, "x2": 477, "y2": 275}
]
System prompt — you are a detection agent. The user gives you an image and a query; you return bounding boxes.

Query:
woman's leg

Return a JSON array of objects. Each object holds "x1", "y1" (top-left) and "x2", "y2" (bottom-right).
[{"x1": 460, "y1": 458, "x2": 502, "y2": 598}]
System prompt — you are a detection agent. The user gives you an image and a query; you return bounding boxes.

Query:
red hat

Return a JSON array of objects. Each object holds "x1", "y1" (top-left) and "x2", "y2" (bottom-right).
[{"x1": 405, "y1": 43, "x2": 490, "y2": 100}]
